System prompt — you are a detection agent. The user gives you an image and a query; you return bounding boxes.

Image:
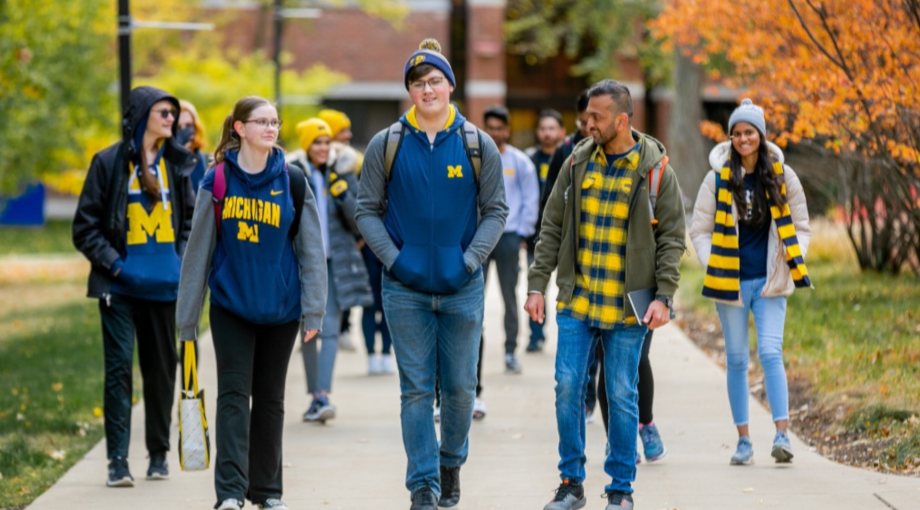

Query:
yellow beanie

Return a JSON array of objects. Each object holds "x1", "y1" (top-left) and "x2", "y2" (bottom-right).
[
  {"x1": 317, "y1": 109, "x2": 351, "y2": 138},
  {"x1": 296, "y1": 118, "x2": 332, "y2": 151}
]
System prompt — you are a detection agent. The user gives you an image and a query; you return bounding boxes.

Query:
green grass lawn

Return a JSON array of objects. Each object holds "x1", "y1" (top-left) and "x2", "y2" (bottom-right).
[
  {"x1": 0, "y1": 220, "x2": 75, "y2": 256},
  {"x1": 678, "y1": 229, "x2": 920, "y2": 466},
  {"x1": 0, "y1": 286, "x2": 110, "y2": 508}
]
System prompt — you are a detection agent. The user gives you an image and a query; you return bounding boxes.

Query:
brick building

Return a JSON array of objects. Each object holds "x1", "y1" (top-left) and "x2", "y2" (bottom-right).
[{"x1": 204, "y1": 0, "x2": 671, "y2": 149}]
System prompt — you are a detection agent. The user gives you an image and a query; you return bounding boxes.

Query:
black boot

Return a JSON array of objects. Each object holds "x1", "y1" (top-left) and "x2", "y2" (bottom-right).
[{"x1": 438, "y1": 465, "x2": 460, "y2": 508}]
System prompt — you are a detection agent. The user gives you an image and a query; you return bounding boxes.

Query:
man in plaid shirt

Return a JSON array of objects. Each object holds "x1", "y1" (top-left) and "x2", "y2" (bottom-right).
[{"x1": 525, "y1": 80, "x2": 685, "y2": 510}]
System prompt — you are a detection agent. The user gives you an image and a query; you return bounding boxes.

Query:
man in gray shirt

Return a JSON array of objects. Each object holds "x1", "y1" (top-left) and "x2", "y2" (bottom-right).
[{"x1": 356, "y1": 39, "x2": 507, "y2": 510}]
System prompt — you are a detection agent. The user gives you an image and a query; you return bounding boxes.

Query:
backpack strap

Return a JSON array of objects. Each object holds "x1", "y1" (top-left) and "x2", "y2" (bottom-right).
[
  {"x1": 211, "y1": 162, "x2": 227, "y2": 238},
  {"x1": 648, "y1": 156, "x2": 668, "y2": 226},
  {"x1": 460, "y1": 121, "x2": 482, "y2": 182},
  {"x1": 384, "y1": 122, "x2": 405, "y2": 182},
  {"x1": 287, "y1": 163, "x2": 306, "y2": 240},
  {"x1": 384, "y1": 120, "x2": 483, "y2": 185}
]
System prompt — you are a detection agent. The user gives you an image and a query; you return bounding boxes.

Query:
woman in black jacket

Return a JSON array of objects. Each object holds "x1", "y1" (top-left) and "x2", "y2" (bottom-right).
[{"x1": 72, "y1": 85, "x2": 195, "y2": 487}]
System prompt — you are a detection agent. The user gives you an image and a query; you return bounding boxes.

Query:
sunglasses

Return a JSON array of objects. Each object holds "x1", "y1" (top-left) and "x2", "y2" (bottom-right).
[{"x1": 152, "y1": 108, "x2": 178, "y2": 119}]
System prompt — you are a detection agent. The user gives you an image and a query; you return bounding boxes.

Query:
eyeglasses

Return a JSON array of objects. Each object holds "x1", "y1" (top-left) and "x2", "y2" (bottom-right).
[
  {"x1": 152, "y1": 108, "x2": 177, "y2": 119},
  {"x1": 244, "y1": 118, "x2": 283, "y2": 129},
  {"x1": 409, "y1": 77, "x2": 445, "y2": 92},
  {"x1": 731, "y1": 129, "x2": 759, "y2": 140}
]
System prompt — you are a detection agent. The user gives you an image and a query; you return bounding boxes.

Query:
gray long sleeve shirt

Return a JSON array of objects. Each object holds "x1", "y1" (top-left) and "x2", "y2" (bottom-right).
[
  {"x1": 355, "y1": 126, "x2": 508, "y2": 276},
  {"x1": 176, "y1": 179, "x2": 327, "y2": 341}
]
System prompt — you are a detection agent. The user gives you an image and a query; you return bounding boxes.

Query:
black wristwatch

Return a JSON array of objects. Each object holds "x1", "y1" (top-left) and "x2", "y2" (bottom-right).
[{"x1": 655, "y1": 295, "x2": 672, "y2": 309}]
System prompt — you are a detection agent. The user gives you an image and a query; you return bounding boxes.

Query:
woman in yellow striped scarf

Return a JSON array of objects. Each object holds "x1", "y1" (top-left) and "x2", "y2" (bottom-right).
[{"x1": 689, "y1": 99, "x2": 812, "y2": 467}]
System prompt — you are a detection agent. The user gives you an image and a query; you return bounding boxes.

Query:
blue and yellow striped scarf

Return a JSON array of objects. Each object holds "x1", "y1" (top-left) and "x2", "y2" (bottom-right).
[{"x1": 703, "y1": 159, "x2": 812, "y2": 301}]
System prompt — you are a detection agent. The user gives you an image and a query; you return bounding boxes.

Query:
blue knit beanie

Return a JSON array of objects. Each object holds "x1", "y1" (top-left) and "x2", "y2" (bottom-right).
[
  {"x1": 404, "y1": 38, "x2": 455, "y2": 90},
  {"x1": 728, "y1": 98, "x2": 766, "y2": 137}
]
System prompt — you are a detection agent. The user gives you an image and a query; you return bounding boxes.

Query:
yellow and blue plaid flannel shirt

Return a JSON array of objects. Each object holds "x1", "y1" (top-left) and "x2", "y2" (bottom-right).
[{"x1": 558, "y1": 141, "x2": 641, "y2": 329}]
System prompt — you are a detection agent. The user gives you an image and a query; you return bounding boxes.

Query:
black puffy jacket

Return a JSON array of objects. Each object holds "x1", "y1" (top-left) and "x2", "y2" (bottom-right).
[{"x1": 72, "y1": 86, "x2": 195, "y2": 298}]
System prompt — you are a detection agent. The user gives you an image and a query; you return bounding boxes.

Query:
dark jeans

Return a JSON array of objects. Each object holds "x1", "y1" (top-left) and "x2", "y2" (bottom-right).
[
  {"x1": 361, "y1": 244, "x2": 391, "y2": 355},
  {"x1": 589, "y1": 330, "x2": 655, "y2": 430},
  {"x1": 482, "y1": 232, "x2": 522, "y2": 355},
  {"x1": 98, "y1": 294, "x2": 178, "y2": 460},
  {"x1": 210, "y1": 304, "x2": 299, "y2": 506}
]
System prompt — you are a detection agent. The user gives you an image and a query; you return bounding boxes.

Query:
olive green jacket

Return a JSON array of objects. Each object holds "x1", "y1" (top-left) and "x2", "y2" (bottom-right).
[{"x1": 527, "y1": 131, "x2": 686, "y2": 321}]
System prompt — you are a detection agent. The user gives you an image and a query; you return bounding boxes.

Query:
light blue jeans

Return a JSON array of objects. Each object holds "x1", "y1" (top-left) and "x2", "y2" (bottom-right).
[
  {"x1": 382, "y1": 269, "x2": 484, "y2": 499},
  {"x1": 554, "y1": 313, "x2": 647, "y2": 494},
  {"x1": 302, "y1": 261, "x2": 340, "y2": 394},
  {"x1": 715, "y1": 277, "x2": 789, "y2": 426}
]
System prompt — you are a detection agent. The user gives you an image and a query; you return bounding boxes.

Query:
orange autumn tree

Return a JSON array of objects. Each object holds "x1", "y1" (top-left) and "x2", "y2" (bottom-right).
[{"x1": 653, "y1": 0, "x2": 920, "y2": 274}]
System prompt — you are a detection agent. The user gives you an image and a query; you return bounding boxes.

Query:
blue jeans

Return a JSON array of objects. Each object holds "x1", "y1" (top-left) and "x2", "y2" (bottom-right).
[
  {"x1": 526, "y1": 245, "x2": 545, "y2": 343},
  {"x1": 555, "y1": 313, "x2": 646, "y2": 494},
  {"x1": 361, "y1": 244, "x2": 392, "y2": 355},
  {"x1": 301, "y1": 261, "x2": 341, "y2": 394},
  {"x1": 715, "y1": 277, "x2": 789, "y2": 426},
  {"x1": 382, "y1": 269, "x2": 484, "y2": 498}
]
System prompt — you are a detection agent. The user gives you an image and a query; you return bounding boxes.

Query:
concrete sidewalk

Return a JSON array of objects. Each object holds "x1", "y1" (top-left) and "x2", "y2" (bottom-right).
[{"x1": 26, "y1": 272, "x2": 920, "y2": 510}]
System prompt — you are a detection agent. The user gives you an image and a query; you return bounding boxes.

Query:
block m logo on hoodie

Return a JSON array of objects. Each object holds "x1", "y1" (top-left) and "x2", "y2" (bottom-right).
[
  {"x1": 447, "y1": 165, "x2": 464, "y2": 178},
  {"x1": 126, "y1": 163, "x2": 175, "y2": 245}
]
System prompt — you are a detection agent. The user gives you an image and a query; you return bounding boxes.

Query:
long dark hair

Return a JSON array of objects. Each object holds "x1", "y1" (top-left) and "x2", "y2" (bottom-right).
[
  {"x1": 729, "y1": 139, "x2": 787, "y2": 229},
  {"x1": 212, "y1": 96, "x2": 275, "y2": 165}
]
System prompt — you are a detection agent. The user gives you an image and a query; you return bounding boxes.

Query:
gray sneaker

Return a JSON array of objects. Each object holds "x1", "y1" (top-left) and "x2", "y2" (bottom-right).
[
  {"x1": 605, "y1": 491, "x2": 634, "y2": 509},
  {"x1": 258, "y1": 499, "x2": 290, "y2": 510},
  {"x1": 544, "y1": 479, "x2": 586, "y2": 510},
  {"x1": 730, "y1": 436, "x2": 754, "y2": 465},
  {"x1": 771, "y1": 430, "x2": 794, "y2": 463},
  {"x1": 217, "y1": 499, "x2": 243, "y2": 510}
]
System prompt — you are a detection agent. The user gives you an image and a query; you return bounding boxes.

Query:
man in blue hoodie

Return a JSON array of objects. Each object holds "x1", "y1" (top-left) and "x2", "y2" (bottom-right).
[{"x1": 356, "y1": 39, "x2": 508, "y2": 510}]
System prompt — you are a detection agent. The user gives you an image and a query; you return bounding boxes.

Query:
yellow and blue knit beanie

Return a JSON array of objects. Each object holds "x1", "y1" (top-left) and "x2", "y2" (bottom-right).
[
  {"x1": 404, "y1": 38, "x2": 455, "y2": 90},
  {"x1": 728, "y1": 98, "x2": 766, "y2": 137},
  {"x1": 296, "y1": 118, "x2": 332, "y2": 151},
  {"x1": 318, "y1": 109, "x2": 351, "y2": 138}
]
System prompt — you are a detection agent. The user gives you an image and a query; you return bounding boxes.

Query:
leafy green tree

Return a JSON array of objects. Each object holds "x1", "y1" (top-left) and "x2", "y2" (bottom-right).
[{"x1": 0, "y1": 0, "x2": 115, "y2": 194}]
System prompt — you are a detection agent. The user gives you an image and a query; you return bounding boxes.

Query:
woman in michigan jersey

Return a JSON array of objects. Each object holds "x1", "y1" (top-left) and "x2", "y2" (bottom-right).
[
  {"x1": 73, "y1": 86, "x2": 196, "y2": 487},
  {"x1": 176, "y1": 96, "x2": 327, "y2": 510}
]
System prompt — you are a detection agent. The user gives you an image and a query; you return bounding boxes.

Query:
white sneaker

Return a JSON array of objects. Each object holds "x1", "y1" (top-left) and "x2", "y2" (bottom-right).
[
  {"x1": 473, "y1": 397, "x2": 487, "y2": 421},
  {"x1": 368, "y1": 355, "x2": 382, "y2": 375},
  {"x1": 381, "y1": 353, "x2": 396, "y2": 374},
  {"x1": 338, "y1": 332, "x2": 356, "y2": 352},
  {"x1": 217, "y1": 499, "x2": 243, "y2": 510},
  {"x1": 259, "y1": 499, "x2": 290, "y2": 509}
]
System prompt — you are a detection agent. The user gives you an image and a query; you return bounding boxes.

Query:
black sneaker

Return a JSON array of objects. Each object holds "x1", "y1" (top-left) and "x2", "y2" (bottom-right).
[
  {"x1": 604, "y1": 491, "x2": 634, "y2": 510},
  {"x1": 543, "y1": 479, "x2": 586, "y2": 510},
  {"x1": 106, "y1": 457, "x2": 134, "y2": 487},
  {"x1": 526, "y1": 339, "x2": 545, "y2": 352},
  {"x1": 438, "y1": 466, "x2": 460, "y2": 508},
  {"x1": 410, "y1": 486, "x2": 438, "y2": 510},
  {"x1": 146, "y1": 451, "x2": 169, "y2": 480}
]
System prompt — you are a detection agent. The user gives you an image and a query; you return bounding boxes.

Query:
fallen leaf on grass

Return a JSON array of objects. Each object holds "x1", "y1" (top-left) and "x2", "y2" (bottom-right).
[
  {"x1": 93, "y1": 407, "x2": 103, "y2": 417},
  {"x1": 49, "y1": 450, "x2": 66, "y2": 460},
  {"x1": 52, "y1": 382, "x2": 63, "y2": 392}
]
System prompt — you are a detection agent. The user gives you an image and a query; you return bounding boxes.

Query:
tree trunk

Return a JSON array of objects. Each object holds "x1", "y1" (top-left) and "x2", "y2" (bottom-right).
[{"x1": 667, "y1": 49, "x2": 708, "y2": 211}]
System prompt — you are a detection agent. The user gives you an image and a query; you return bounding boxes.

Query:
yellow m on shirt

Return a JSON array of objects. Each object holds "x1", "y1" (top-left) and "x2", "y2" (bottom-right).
[
  {"x1": 126, "y1": 202, "x2": 175, "y2": 245},
  {"x1": 447, "y1": 165, "x2": 463, "y2": 178}
]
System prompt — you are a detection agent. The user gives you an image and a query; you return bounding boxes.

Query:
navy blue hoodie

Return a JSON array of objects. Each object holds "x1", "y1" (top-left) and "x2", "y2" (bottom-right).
[{"x1": 200, "y1": 148, "x2": 301, "y2": 324}]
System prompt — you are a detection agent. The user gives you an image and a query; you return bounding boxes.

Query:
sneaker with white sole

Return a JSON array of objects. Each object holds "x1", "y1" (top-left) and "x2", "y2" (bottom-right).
[
  {"x1": 258, "y1": 498, "x2": 290, "y2": 509},
  {"x1": 504, "y1": 353, "x2": 523, "y2": 374},
  {"x1": 106, "y1": 457, "x2": 134, "y2": 487},
  {"x1": 145, "y1": 451, "x2": 169, "y2": 480},
  {"x1": 771, "y1": 430, "x2": 794, "y2": 463},
  {"x1": 730, "y1": 436, "x2": 754, "y2": 465},
  {"x1": 217, "y1": 499, "x2": 243, "y2": 510},
  {"x1": 473, "y1": 397, "x2": 487, "y2": 421},
  {"x1": 433, "y1": 405, "x2": 441, "y2": 423},
  {"x1": 543, "y1": 479, "x2": 586, "y2": 510},
  {"x1": 639, "y1": 423, "x2": 666, "y2": 462},
  {"x1": 368, "y1": 354, "x2": 382, "y2": 375},
  {"x1": 381, "y1": 353, "x2": 396, "y2": 374},
  {"x1": 303, "y1": 396, "x2": 336, "y2": 423}
]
